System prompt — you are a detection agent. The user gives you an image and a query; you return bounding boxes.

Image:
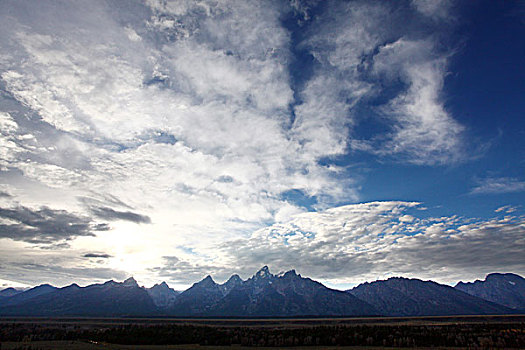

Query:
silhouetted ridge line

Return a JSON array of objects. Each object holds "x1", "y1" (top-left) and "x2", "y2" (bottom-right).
[{"x1": 0, "y1": 269, "x2": 521, "y2": 317}]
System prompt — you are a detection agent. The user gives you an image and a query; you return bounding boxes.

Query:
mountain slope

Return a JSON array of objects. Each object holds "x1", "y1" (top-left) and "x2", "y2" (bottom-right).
[
  {"x1": 147, "y1": 282, "x2": 179, "y2": 309},
  {"x1": 175, "y1": 267, "x2": 378, "y2": 317},
  {"x1": 166, "y1": 275, "x2": 226, "y2": 316},
  {"x1": 455, "y1": 273, "x2": 525, "y2": 310},
  {"x1": 0, "y1": 284, "x2": 57, "y2": 307},
  {"x1": 349, "y1": 277, "x2": 513, "y2": 316},
  {"x1": 0, "y1": 277, "x2": 157, "y2": 316},
  {"x1": 0, "y1": 271, "x2": 522, "y2": 317},
  {"x1": 0, "y1": 287, "x2": 22, "y2": 298}
]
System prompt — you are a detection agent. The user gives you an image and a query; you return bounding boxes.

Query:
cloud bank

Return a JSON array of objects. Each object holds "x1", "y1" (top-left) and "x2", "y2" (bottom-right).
[
  {"x1": 152, "y1": 201, "x2": 525, "y2": 286},
  {"x1": 0, "y1": 0, "x2": 519, "y2": 287}
]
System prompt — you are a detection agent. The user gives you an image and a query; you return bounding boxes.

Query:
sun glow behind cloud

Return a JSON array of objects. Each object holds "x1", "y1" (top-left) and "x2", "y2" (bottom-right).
[{"x1": 0, "y1": 0, "x2": 523, "y2": 289}]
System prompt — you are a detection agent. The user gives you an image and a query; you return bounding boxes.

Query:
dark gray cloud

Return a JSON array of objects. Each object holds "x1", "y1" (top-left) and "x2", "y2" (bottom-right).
[
  {"x1": 89, "y1": 206, "x2": 151, "y2": 224},
  {"x1": 78, "y1": 195, "x2": 134, "y2": 210},
  {"x1": 83, "y1": 253, "x2": 112, "y2": 258},
  {"x1": 78, "y1": 196, "x2": 151, "y2": 224},
  {"x1": 0, "y1": 205, "x2": 108, "y2": 244},
  {"x1": 0, "y1": 260, "x2": 128, "y2": 287},
  {"x1": 0, "y1": 191, "x2": 11, "y2": 198}
]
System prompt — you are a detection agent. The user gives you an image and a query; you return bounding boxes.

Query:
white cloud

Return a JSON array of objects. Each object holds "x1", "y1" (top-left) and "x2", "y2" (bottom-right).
[
  {"x1": 399, "y1": 214, "x2": 415, "y2": 223},
  {"x1": 411, "y1": 0, "x2": 454, "y2": 20},
  {"x1": 0, "y1": 1, "x2": 504, "y2": 287},
  {"x1": 0, "y1": 112, "x2": 21, "y2": 169},
  {"x1": 371, "y1": 39, "x2": 464, "y2": 164},
  {"x1": 471, "y1": 177, "x2": 525, "y2": 194},
  {"x1": 293, "y1": 2, "x2": 385, "y2": 160},
  {"x1": 0, "y1": 0, "x2": 357, "y2": 286},
  {"x1": 495, "y1": 205, "x2": 518, "y2": 213},
  {"x1": 293, "y1": 2, "x2": 464, "y2": 165},
  {"x1": 214, "y1": 201, "x2": 525, "y2": 286}
]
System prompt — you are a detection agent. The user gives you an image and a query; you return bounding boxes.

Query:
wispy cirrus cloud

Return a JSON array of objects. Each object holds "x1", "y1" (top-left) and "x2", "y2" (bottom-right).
[
  {"x1": 411, "y1": 0, "x2": 454, "y2": 20},
  {"x1": 0, "y1": 0, "x2": 498, "y2": 287},
  {"x1": 371, "y1": 39, "x2": 465, "y2": 164},
  {"x1": 296, "y1": 1, "x2": 465, "y2": 166},
  {"x1": 471, "y1": 177, "x2": 525, "y2": 195}
]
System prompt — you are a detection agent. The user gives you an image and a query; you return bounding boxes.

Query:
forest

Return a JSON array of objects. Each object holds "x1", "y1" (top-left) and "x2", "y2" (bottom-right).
[{"x1": 1, "y1": 318, "x2": 524, "y2": 348}]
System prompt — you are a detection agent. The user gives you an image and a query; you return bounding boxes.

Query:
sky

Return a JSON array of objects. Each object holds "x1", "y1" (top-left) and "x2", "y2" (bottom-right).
[{"x1": 0, "y1": 0, "x2": 524, "y2": 291}]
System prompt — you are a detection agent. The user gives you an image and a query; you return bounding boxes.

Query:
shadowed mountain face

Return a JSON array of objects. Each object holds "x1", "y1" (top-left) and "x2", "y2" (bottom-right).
[
  {"x1": 455, "y1": 273, "x2": 525, "y2": 310},
  {"x1": 146, "y1": 281, "x2": 179, "y2": 309},
  {"x1": 166, "y1": 275, "x2": 225, "y2": 316},
  {"x1": 189, "y1": 267, "x2": 378, "y2": 317},
  {"x1": 0, "y1": 287, "x2": 22, "y2": 298},
  {"x1": 349, "y1": 277, "x2": 514, "y2": 316},
  {"x1": 0, "y1": 284, "x2": 57, "y2": 306},
  {"x1": 0, "y1": 277, "x2": 156, "y2": 316},
  {"x1": 0, "y1": 270, "x2": 523, "y2": 317}
]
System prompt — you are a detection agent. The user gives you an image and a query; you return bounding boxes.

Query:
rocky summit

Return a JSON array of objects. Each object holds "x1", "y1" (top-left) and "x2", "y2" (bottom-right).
[
  {"x1": 0, "y1": 269, "x2": 522, "y2": 317},
  {"x1": 349, "y1": 277, "x2": 514, "y2": 316},
  {"x1": 455, "y1": 273, "x2": 525, "y2": 310}
]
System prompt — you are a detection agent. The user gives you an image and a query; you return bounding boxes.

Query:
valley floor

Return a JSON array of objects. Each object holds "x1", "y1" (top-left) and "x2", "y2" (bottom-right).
[
  {"x1": 1, "y1": 315, "x2": 524, "y2": 348},
  {"x1": 0, "y1": 342, "x2": 486, "y2": 350}
]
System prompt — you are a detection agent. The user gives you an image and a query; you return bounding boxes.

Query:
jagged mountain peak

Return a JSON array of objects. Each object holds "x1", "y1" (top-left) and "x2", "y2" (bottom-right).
[
  {"x1": 209, "y1": 266, "x2": 377, "y2": 317},
  {"x1": 63, "y1": 283, "x2": 80, "y2": 290},
  {"x1": 1, "y1": 270, "x2": 523, "y2": 317},
  {"x1": 224, "y1": 274, "x2": 243, "y2": 285},
  {"x1": 195, "y1": 275, "x2": 216, "y2": 287},
  {"x1": 226, "y1": 274, "x2": 242, "y2": 282},
  {"x1": 254, "y1": 265, "x2": 272, "y2": 278},
  {"x1": 282, "y1": 269, "x2": 298, "y2": 277},
  {"x1": 146, "y1": 281, "x2": 170, "y2": 290},
  {"x1": 123, "y1": 277, "x2": 139, "y2": 287},
  {"x1": 455, "y1": 272, "x2": 525, "y2": 310},
  {"x1": 219, "y1": 274, "x2": 243, "y2": 296},
  {"x1": 276, "y1": 269, "x2": 298, "y2": 277},
  {"x1": 147, "y1": 281, "x2": 179, "y2": 309},
  {"x1": 157, "y1": 281, "x2": 170, "y2": 288}
]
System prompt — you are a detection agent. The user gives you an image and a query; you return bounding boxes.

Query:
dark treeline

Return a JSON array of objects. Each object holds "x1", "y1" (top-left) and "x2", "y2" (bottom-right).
[{"x1": 1, "y1": 322, "x2": 524, "y2": 348}]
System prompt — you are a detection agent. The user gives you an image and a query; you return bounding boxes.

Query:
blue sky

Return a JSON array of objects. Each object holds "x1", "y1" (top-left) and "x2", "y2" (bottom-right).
[
  {"x1": 0, "y1": 0, "x2": 524, "y2": 290},
  {"x1": 285, "y1": 0, "x2": 525, "y2": 219}
]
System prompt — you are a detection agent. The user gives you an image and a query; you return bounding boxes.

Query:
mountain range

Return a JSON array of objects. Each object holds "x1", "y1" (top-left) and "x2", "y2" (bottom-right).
[
  {"x1": 455, "y1": 273, "x2": 525, "y2": 310},
  {"x1": 348, "y1": 277, "x2": 512, "y2": 316},
  {"x1": 0, "y1": 267, "x2": 523, "y2": 317}
]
